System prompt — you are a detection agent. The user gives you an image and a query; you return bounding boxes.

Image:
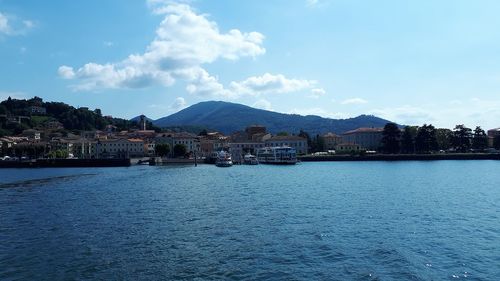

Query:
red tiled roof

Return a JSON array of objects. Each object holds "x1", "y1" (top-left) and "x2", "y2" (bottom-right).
[{"x1": 268, "y1": 135, "x2": 306, "y2": 141}]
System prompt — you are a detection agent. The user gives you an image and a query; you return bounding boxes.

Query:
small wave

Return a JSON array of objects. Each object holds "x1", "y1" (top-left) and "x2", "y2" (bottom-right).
[{"x1": 0, "y1": 174, "x2": 96, "y2": 189}]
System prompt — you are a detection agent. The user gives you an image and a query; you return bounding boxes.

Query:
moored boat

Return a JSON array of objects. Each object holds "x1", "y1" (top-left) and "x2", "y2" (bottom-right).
[
  {"x1": 215, "y1": 151, "x2": 233, "y2": 167},
  {"x1": 256, "y1": 146, "x2": 297, "y2": 165},
  {"x1": 243, "y1": 153, "x2": 259, "y2": 165}
]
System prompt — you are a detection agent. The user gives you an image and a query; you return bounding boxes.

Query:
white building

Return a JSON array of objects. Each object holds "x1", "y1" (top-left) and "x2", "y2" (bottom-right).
[{"x1": 98, "y1": 138, "x2": 145, "y2": 158}]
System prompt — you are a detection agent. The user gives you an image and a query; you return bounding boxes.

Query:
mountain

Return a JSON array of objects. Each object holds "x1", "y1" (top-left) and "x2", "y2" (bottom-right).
[
  {"x1": 130, "y1": 115, "x2": 153, "y2": 122},
  {"x1": 153, "y1": 101, "x2": 394, "y2": 135}
]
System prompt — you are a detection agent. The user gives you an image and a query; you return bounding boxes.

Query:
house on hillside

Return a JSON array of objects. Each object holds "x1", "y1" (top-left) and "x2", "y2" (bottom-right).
[
  {"x1": 28, "y1": 106, "x2": 47, "y2": 115},
  {"x1": 21, "y1": 129, "x2": 41, "y2": 141}
]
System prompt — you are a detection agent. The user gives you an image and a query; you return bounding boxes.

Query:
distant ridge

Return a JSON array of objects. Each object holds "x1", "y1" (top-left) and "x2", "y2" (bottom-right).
[{"x1": 151, "y1": 101, "x2": 394, "y2": 135}]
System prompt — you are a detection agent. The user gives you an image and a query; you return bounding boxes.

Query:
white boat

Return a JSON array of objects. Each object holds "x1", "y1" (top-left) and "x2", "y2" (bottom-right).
[
  {"x1": 215, "y1": 151, "x2": 233, "y2": 167},
  {"x1": 243, "y1": 153, "x2": 258, "y2": 165},
  {"x1": 256, "y1": 146, "x2": 298, "y2": 165}
]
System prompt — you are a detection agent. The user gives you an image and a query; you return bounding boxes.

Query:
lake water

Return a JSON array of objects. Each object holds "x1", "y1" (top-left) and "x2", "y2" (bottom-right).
[{"x1": 1, "y1": 161, "x2": 500, "y2": 280}]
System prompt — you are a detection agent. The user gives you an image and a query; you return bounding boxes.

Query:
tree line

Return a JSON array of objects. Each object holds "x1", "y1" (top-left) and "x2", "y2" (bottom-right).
[{"x1": 381, "y1": 123, "x2": 497, "y2": 154}]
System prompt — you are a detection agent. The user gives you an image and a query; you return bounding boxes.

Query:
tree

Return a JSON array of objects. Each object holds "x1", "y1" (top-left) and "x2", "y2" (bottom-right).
[
  {"x1": 173, "y1": 144, "x2": 187, "y2": 158},
  {"x1": 309, "y1": 134, "x2": 325, "y2": 152},
  {"x1": 452, "y1": 124, "x2": 472, "y2": 152},
  {"x1": 155, "y1": 143, "x2": 170, "y2": 157},
  {"x1": 298, "y1": 130, "x2": 312, "y2": 151},
  {"x1": 381, "y1": 123, "x2": 401, "y2": 154},
  {"x1": 415, "y1": 124, "x2": 438, "y2": 153},
  {"x1": 400, "y1": 126, "x2": 417, "y2": 154},
  {"x1": 198, "y1": 129, "x2": 208, "y2": 136},
  {"x1": 471, "y1": 126, "x2": 488, "y2": 151},
  {"x1": 436, "y1": 128, "x2": 452, "y2": 151},
  {"x1": 277, "y1": 131, "x2": 289, "y2": 136},
  {"x1": 48, "y1": 149, "x2": 69, "y2": 159}
]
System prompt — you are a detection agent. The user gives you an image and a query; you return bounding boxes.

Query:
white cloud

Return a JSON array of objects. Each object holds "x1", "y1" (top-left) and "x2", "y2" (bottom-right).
[
  {"x1": 58, "y1": 2, "x2": 321, "y2": 99},
  {"x1": 58, "y1": 66, "x2": 75, "y2": 79},
  {"x1": 23, "y1": 20, "x2": 34, "y2": 29},
  {"x1": 288, "y1": 107, "x2": 348, "y2": 119},
  {"x1": 308, "y1": 88, "x2": 326, "y2": 98},
  {"x1": 370, "y1": 106, "x2": 432, "y2": 125},
  {"x1": 252, "y1": 99, "x2": 272, "y2": 110},
  {"x1": 184, "y1": 67, "x2": 229, "y2": 97},
  {"x1": 0, "y1": 12, "x2": 10, "y2": 35},
  {"x1": 103, "y1": 41, "x2": 114, "y2": 47},
  {"x1": 341, "y1": 98, "x2": 368, "y2": 105},
  {"x1": 306, "y1": 0, "x2": 319, "y2": 7},
  {"x1": 171, "y1": 96, "x2": 187, "y2": 111},
  {"x1": 59, "y1": 2, "x2": 265, "y2": 92},
  {"x1": 229, "y1": 73, "x2": 316, "y2": 97},
  {"x1": 0, "y1": 12, "x2": 34, "y2": 36},
  {"x1": 368, "y1": 100, "x2": 500, "y2": 129}
]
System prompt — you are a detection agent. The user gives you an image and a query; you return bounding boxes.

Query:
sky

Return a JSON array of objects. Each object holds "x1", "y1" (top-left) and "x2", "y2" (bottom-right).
[{"x1": 1, "y1": 0, "x2": 500, "y2": 129}]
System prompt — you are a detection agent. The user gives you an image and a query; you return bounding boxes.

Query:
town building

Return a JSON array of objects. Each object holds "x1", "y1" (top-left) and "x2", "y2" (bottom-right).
[
  {"x1": 45, "y1": 120, "x2": 64, "y2": 130},
  {"x1": 336, "y1": 143, "x2": 362, "y2": 153},
  {"x1": 98, "y1": 138, "x2": 145, "y2": 158},
  {"x1": 49, "y1": 138, "x2": 75, "y2": 155},
  {"x1": 341, "y1": 127, "x2": 384, "y2": 150},
  {"x1": 487, "y1": 128, "x2": 500, "y2": 137},
  {"x1": 21, "y1": 129, "x2": 41, "y2": 141},
  {"x1": 265, "y1": 135, "x2": 308, "y2": 155},
  {"x1": 72, "y1": 139, "x2": 98, "y2": 159},
  {"x1": 128, "y1": 130, "x2": 156, "y2": 139},
  {"x1": 0, "y1": 137, "x2": 16, "y2": 155},
  {"x1": 154, "y1": 132, "x2": 200, "y2": 157},
  {"x1": 230, "y1": 141, "x2": 267, "y2": 163},
  {"x1": 245, "y1": 125, "x2": 267, "y2": 137},
  {"x1": 28, "y1": 106, "x2": 47, "y2": 115},
  {"x1": 144, "y1": 141, "x2": 156, "y2": 156},
  {"x1": 323, "y1": 132, "x2": 343, "y2": 150},
  {"x1": 199, "y1": 132, "x2": 229, "y2": 157},
  {"x1": 487, "y1": 128, "x2": 500, "y2": 147}
]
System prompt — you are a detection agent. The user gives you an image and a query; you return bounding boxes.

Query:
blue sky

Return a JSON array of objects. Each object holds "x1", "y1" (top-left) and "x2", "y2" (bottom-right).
[{"x1": 1, "y1": 0, "x2": 500, "y2": 129}]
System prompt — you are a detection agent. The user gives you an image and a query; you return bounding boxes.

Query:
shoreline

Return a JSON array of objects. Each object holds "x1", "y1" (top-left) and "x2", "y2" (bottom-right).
[
  {"x1": 299, "y1": 153, "x2": 500, "y2": 162},
  {"x1": 0, "y1": 158, "x2": 131, "y2": 168}
]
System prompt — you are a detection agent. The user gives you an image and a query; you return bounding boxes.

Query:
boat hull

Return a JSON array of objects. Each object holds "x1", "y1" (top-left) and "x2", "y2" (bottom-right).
[{"x1": 216, "y1": 161, "x2": 233, "y2": 167}]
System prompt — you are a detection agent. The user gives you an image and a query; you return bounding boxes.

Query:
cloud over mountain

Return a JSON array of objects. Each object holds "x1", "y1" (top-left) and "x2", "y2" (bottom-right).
[
  {"x1": 58, "y1": 1, "x2": 320, "y2": 99},
  {"x1": 59, "y1": 2, "x2": 265, "y2": 93}
]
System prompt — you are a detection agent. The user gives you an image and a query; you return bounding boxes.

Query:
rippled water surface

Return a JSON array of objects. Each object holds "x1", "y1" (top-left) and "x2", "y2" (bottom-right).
[{"x1": 1, "y1": 161, "x2": 500, "y2": 280}]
